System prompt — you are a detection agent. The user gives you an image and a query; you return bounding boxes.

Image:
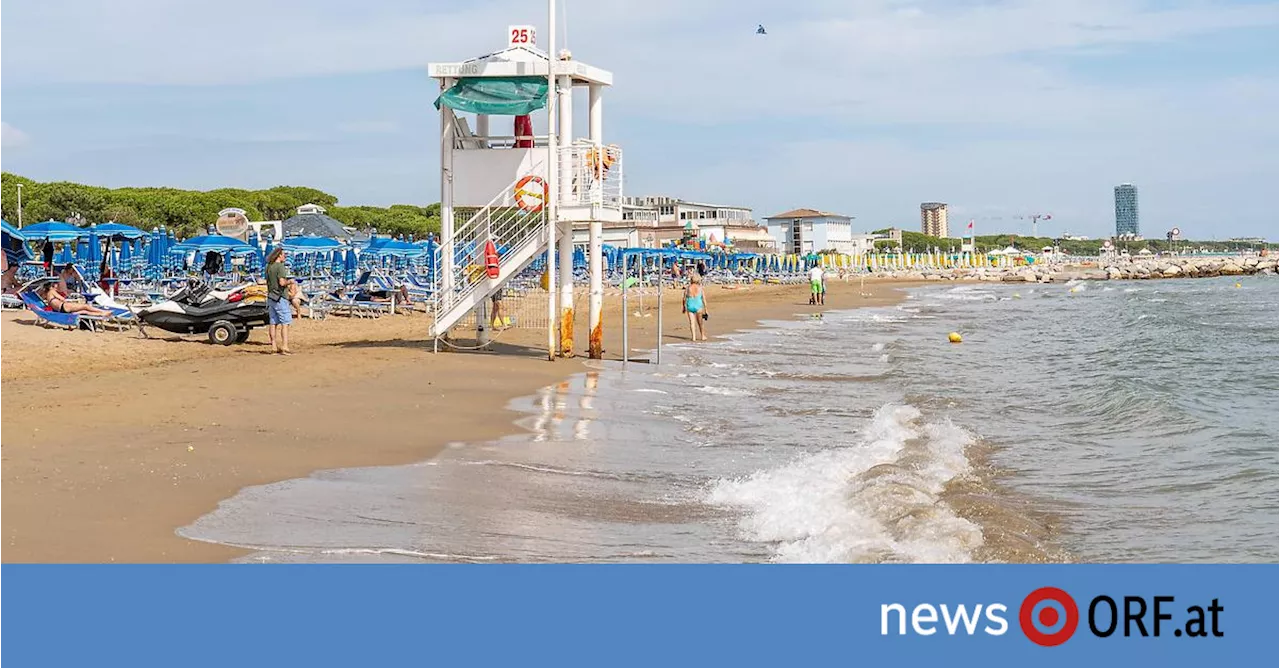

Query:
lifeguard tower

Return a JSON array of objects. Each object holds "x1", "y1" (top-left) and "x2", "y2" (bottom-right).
[{"x1": 427, "y1": 25, "x2": 622, "y2": 358}]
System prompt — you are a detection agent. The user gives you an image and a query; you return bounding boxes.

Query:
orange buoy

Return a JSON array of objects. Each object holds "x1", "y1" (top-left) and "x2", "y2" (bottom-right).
[
  {"x1": 484, "y1": 239, "x2": 500, "y2": 279},
  {"x1": 514, "y1": 175, "x2": 547, "y2": 212}
]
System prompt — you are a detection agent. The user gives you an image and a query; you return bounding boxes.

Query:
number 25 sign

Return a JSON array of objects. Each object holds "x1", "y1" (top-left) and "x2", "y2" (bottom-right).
[{"x1": 508, "y1": 25, "x2": 536, "y2": 47}]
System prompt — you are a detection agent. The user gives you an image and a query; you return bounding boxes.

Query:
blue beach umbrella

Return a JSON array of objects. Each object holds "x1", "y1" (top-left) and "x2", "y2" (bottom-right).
[
  {"x1": 171, "y1": 234, "x2": 256, "y2": 254},
  {"x1": 344, "y1": 248, "x2": 358, "y2": 283},
  {"x1": 146, "y1": 229, "x2": 159, "y2": 267},
  {"x1": 95, "y1": 222, "x2": 147, "y2": 240},
  {"x1": 87, "y1": 224, "x2": 102, "y2": 270},
  {"x1": 119, "y1": 239, "x2": 134, "y2": 271},
  {"x1": 282, "y1": 236, "x2": 345, "y2": 252},
  {"x1": 21, "y1": 220, "x2": 83, "y2": 242},
  {"x1": 0, "y1": 217, "x2": 29, "y2": 261},
  {"x1": 364, "y1": 236, "x2": 425, "y2": 258}
]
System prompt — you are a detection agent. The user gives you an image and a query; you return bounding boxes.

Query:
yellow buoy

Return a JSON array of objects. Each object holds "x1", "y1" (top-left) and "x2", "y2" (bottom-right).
[
  {"x1": 948, "y1": 332, "x2": 963, "y2": 344},
  {"x1": 1235, "y1": 282, "x2": 1242, "y2": 288}
]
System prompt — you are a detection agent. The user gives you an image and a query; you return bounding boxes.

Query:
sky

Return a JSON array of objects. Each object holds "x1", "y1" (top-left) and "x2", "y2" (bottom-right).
[{"x1": 2, "y1": 0, "x2": 1277, "y2": 240}]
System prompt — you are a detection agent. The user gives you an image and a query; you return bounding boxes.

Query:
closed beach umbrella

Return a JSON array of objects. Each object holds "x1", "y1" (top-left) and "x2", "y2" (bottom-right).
[
  {"x1": 343, "y1": 247, "x2": 358, "y2": 283},
  {"x1": 119, "y1": 239, "x2": 134, "y2": 271},
  {"x1": 57, "y1": 243, "x2": 74, "y2": 265},
  {"x1": 148, "y1": 229, "x2": 161, "y2": 267},
  {"x1": 87, "y1": 225, "x2": 102, "y2": 272}
]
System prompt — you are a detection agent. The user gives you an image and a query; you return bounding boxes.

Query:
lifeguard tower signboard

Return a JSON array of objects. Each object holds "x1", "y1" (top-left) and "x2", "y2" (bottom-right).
[{"x1": 508, "y1": 25, "x2": 536, "y2": 47}]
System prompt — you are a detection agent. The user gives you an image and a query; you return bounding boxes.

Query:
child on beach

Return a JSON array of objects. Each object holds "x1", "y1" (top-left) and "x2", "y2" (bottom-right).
[
  {"x1": 491, "y1": 288, "x2": 509, "y2": 329},
  {"x1": 683, "y1": 273, "x2": 709, "y2": 342}
]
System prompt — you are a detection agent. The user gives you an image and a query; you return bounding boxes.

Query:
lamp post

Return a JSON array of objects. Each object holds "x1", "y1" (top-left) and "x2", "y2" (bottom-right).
[{"x1": 16, "y1": 183, "x2": 22, "y2": 227}]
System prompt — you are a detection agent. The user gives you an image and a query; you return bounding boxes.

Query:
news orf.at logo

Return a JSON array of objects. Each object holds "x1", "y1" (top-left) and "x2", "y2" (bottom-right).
[
  {"x1": 880, "y1": 587, "x2": 1224, "y2": 645},
  {"x1": 1019, "y1": 587, "x2": 1079, "y2": 646}
]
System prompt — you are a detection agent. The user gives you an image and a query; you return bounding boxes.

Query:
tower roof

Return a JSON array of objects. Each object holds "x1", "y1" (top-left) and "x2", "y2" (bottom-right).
[
  {"x1": 765, "y1": 208, "x2": 850, "y2": 220},
  {"x1": 429, "y1": 45, "x2": 612, "y2": 86}
]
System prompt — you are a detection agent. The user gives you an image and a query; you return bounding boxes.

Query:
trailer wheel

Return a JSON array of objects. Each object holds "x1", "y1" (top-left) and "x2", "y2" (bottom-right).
[
  {"x1": 209, "y1": 320, "x2": 237, "y2": 346},
  {"x1": 235, "y1": 328, "x2": 251, "y2": 343}
]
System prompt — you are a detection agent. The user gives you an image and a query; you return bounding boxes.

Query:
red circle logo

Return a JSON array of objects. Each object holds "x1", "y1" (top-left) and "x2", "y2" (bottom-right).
[{"x1": 1019, "y1": 587, "x2": 1079, "y2": 646}]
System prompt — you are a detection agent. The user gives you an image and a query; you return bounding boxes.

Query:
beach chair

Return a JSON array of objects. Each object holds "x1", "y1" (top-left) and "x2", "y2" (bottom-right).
[
  {"x1": 18, "y1": 290, "x2": 118, "y2": 332},
  {"x1": 453, "y1": 117, "x2": 488, "y2": 150},
  {"x1": 404, "y1": 270, "x2": 435, "y2": 302},
  {"x1": 330, "y1": 292, "x2": 391, "y2": 318}
]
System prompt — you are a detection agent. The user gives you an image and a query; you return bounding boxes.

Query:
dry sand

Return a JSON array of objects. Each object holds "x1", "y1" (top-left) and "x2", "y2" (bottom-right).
[{"x1": 1, "y1": 278, "x2": 914, "y2": 562}]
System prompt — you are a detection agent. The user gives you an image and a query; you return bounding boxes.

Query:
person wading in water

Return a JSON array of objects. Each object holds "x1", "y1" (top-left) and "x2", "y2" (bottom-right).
[{"x1": 683, "y1": 273, "x2": 709, "y2": 342}]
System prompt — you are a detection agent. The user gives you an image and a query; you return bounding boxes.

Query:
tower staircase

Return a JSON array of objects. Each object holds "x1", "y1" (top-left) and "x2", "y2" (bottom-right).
[{"x1": 428, "y1": 174, "x2": 550, "y2": 338}]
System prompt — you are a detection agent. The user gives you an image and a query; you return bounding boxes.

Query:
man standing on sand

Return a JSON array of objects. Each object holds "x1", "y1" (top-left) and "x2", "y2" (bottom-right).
[
  {"x1": 265, "y1": 247, "x2": 294, "y2": 355},
  {"x1": 808, "y1": 263, "x2": 826, "y2": 306}
]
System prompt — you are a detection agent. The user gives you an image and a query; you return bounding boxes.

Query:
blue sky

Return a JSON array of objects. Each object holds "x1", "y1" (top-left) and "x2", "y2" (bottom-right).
[{"x1": 2, "y1": 0, "x2": 1277, "y2": 240}]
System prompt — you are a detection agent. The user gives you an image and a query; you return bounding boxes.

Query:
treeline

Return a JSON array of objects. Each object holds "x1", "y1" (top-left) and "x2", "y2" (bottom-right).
[
  {"x1": 872, "y1": 230, "x2": 1275, "y2": 254},
  {"x1": 0, "y1": 173, "x2": 441, "y2": 239}
]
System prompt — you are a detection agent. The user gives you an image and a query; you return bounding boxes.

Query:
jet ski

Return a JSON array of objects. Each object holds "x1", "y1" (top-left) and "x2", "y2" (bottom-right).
[{"x1": 132, "y1": 278, "x2": 269, "y2": 345}]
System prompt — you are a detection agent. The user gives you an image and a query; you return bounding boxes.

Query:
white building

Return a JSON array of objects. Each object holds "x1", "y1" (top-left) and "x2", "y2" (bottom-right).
[
  {"x1": 604, "y1": 196, "x2": 772, "y2": 250},
  {"x1": 764, "y1": 208, "x2": 858, "y2": 254}
]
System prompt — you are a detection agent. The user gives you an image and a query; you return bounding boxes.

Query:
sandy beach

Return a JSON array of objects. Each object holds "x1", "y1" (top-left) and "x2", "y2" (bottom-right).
[{"x1": 1, "y1": 278, "x2": 910, "y2": 562}]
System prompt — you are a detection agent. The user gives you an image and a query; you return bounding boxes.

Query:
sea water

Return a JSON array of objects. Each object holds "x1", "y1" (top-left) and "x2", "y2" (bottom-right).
[{"x1": 181, "y1": 275, "x2": 1279, "y2": 563}]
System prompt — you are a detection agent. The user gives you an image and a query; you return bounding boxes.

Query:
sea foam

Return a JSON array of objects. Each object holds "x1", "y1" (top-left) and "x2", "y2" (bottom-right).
[{"x1": 705, "y1": 404, "x2": 983, "y2": 563}]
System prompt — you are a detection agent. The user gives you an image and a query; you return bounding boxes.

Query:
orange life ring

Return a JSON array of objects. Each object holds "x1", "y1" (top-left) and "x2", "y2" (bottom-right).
[
  {"x1": 484, "y1": 239, "x2": 500, "y2": 279},
  {"x1": 514, "y1": 175, "x2": 547, "y2": 212}
]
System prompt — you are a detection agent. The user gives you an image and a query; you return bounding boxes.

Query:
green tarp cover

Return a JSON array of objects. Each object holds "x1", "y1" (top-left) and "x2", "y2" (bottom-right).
[{"x1": 433, "y1": 77, "x2": 548, "y2": 115}]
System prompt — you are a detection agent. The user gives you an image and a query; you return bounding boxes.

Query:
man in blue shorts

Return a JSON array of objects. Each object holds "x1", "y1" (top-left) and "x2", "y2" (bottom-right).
[{"x1": 265, "y1": 247, "x2": 294, "y2": 355}]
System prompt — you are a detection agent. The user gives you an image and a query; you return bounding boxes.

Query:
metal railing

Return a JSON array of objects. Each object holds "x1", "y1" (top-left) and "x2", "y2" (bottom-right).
[
  {"x1": 561, "y1": 142, "x2": 623, "y2": 209},
  {"x1": 431, "y1": 173, "x2": 549, "y2": 335}
]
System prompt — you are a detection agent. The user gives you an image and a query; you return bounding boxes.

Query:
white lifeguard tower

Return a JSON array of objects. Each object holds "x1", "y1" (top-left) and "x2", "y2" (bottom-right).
[{"x1": 427, "y1": 24, "x2": 621, "y2": 359}]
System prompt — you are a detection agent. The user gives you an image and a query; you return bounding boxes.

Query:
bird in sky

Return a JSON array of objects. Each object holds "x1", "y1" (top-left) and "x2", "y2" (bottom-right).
[{"x1": 756, "y1": 24, "x2": 767, "y2": 35}]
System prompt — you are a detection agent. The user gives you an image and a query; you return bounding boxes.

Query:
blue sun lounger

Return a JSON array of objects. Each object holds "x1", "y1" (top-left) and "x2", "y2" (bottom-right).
[{"x1": 18, "y1": 291, "x2": 116, "y2": 332}]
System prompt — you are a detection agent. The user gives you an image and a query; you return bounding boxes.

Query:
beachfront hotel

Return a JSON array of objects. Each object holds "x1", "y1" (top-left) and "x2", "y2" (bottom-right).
[
  {"x1": 1114, "y1": 183, "x2": 1139, "y2": 237},
  {"x1": 613, "y1": 196, "x2": 773, "y2": 251},
  {"x1": 920, "y1": 202, "x2": 949, "y2": 238},
  {"x1": 763, "y1": 208, "x2": 871, "y2": 255}
]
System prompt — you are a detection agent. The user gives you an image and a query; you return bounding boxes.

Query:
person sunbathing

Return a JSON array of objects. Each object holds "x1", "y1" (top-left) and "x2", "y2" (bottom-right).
[
  {"x1": 40, "y1": 283, "x2": 113, "y2": 317},
  {"x1": 356, "y1": 285, "x2": 412, "y2": 305}
]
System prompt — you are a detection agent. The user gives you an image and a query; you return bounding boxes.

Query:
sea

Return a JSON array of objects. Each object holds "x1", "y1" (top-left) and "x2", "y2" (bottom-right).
[{"x1": 181, "y1": 275, "x2": 1279, "y2": 563}]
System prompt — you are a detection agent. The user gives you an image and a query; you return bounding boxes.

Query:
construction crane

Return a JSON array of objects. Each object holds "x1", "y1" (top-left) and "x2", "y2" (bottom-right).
[{"x1": 1017, "y1": 213, "x2": 1052, "y2": 237}]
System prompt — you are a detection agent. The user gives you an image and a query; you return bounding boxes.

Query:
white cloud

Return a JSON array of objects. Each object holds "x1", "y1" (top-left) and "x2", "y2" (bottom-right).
[{"x1": 1, "y1": 122, "x2": 30, "y2": 148}]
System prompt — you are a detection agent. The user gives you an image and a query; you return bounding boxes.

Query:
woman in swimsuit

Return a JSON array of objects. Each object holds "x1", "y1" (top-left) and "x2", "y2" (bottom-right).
[
  {"x1": 683, "y1": 273, "x2": 709, "y2": 342},
  {"x1": 40, "y1": 283, "x2": 113, "y2": 317}
]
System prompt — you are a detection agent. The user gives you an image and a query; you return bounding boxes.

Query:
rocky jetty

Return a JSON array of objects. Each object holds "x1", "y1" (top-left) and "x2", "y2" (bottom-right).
[{"x1": 850, "y1": 256, "x2": 1278, "y2": 283}]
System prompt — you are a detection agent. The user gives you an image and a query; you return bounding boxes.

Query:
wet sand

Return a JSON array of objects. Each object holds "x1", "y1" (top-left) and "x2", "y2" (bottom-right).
[{"x1": 1, "y1": 279, "x2": 910, "y2": 562}]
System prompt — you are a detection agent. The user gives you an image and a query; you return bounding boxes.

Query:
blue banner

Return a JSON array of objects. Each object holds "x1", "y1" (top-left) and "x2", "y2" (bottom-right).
[{"x1": 3, "y1": 565, "x2": 1275, "y2": 666}]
